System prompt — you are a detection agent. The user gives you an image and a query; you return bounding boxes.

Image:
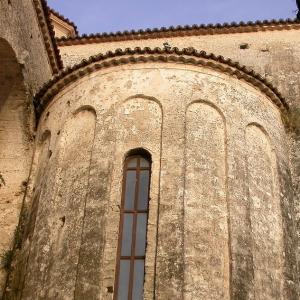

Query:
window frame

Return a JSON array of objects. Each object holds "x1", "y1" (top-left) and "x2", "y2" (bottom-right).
[{"x1": 114, "y1": 154, "x2": 152, "y2": 300}]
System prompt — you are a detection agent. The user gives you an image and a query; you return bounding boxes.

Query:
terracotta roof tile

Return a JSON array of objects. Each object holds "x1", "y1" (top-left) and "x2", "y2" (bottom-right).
[
  {"x1": 33, "y1": 0, "x2": 64, "y2": 73},
  {"x1": 34, "y1": 47, "x2": 288, "y2": 120},
  {"x1": 57, "y1": 18, "x2": 300, "y2": 46}
]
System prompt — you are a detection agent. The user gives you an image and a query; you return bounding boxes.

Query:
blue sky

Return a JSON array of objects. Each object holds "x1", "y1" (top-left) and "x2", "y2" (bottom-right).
[{"x1": 47, "y1": 0, "x2": 298, "y2": 35}]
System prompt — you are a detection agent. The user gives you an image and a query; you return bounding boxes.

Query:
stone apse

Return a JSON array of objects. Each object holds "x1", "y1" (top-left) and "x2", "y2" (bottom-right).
[{"x1": 8, "y1": 49, "x2": 297, "y2": 300}]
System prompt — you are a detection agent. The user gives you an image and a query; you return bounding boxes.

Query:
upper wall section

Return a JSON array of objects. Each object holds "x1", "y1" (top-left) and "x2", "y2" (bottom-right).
[
  {"x1": 57, "y1": 21, "x2": 300, "y2": 108},
  {"x1": 0, "y1": 0, "x2": 62, "y2": 94}
]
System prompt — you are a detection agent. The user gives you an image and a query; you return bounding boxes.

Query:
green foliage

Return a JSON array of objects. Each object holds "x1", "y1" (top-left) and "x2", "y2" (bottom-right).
[
  {"x1": 288, "y1": 108, "x2": 300, "y2": 135},
  {"x1": 1, "y1": 250, "x2": 13, "y2": 271},
  {"x1": 0, "y1": 207, "x2": 29, "y2": 274},
  {"x1": 14, "y1": 207, "x2": 28, "y2": 250},
  {"x1": 14, "y1": 227, "x2": 23, "y2": 250}
]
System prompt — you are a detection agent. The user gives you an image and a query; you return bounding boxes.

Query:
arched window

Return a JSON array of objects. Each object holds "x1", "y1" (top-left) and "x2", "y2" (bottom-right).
[{"x1": 114, "y1": 153, "x2": 151, "y2": 300}]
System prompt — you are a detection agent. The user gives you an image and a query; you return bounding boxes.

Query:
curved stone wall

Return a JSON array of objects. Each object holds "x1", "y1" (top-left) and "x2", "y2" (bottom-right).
[
  {"x1": 21, "y1": 63, "x2": 296, "y2": 299},
  {"x1": 185, "y1": 102, "x2": 228, "y2": 299},
  {"x1": 245, "y1": 124, "x2": 284, "y2": 299}
]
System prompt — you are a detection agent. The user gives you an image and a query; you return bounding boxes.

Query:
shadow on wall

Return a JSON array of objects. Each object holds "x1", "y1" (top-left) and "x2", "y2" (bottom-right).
[
  {"x1": 0, "y1": 38, "x2": 21, "y2": 110},
  {"x1": 0, "y1": 38, "x2": 33, "y2": 298}
]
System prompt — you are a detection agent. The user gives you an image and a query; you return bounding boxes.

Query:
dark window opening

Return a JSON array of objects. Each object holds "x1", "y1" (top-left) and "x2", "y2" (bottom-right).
[{"x1": 114, "y1": 154, "x2": 151, "y2": 300}]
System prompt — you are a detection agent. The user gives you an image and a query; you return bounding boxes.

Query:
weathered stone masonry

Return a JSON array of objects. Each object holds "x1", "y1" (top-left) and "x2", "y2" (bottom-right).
[
  {"x1": 0, "y1": 0, "x2": 62, "y2": 296},
  {"x1": 15, "y1": 48, "x2": 296, "y2": 299},
  {"x1": 1, "y1": 2, "x2": 300, "y2": 299}
]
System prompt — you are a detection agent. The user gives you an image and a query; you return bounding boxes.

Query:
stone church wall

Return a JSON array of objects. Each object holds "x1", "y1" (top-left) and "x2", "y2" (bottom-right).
[
  {"x1": 0, "y1": 0, "x2": 54, "y2": 296},
  {"x1": 0, "y1": 0, "x2": 54, "y2": 94},
  {"x1": 58, "y1": 28, "x2": 300, "y2": 285},
  {"x1": 1, "y1": 2, "x2": 299, "y2": 297},
  {"x1": 20, "y1": 62, "x2": 295, "y2": 299}
]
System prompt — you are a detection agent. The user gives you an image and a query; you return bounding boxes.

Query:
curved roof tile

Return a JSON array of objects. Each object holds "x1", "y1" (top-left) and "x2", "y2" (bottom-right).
[
  {"x1": 34, "y1": 47, "x2": 288, "y2": 119},
  {"x1": 33, "y1": 0, "x2": 64, "y2": 73},
  {"x1": 57, "y1": 18, "x2": 300, "y2": 46}
]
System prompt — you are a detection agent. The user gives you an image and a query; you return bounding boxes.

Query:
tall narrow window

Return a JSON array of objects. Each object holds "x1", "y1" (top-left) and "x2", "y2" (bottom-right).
[{"x1": 114, "y1": 154, "x2": 151, "y2": 300}]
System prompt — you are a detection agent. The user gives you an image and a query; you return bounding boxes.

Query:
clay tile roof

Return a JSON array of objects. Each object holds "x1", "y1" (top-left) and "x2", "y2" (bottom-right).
[
  {"x1": 49, "y1": 8, "x2": 79, "y2": 36},
  {"x1": 33, "y1": 0, "x2": 64, "y2": 73},
  {"x1": 34, "y1": 47, "x2": 288, "y2": 120},
  {"x1": 56, "y1": 18, "x2": 300, "y2": 46}
]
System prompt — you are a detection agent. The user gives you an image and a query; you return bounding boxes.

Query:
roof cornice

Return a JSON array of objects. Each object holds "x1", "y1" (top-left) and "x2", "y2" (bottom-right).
[
  {"x1": 49, "y1": 8, "x2": 79, "y2": 36},
  {"x1": 33, "y1": 0, "x2": 64, "y2": 73},
  {"x1": 34, "y1": 47, "x2": 288, "y2": 120},
  {"x1": 56, "y1": 18, "x2": 300, "y2": 46}
]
